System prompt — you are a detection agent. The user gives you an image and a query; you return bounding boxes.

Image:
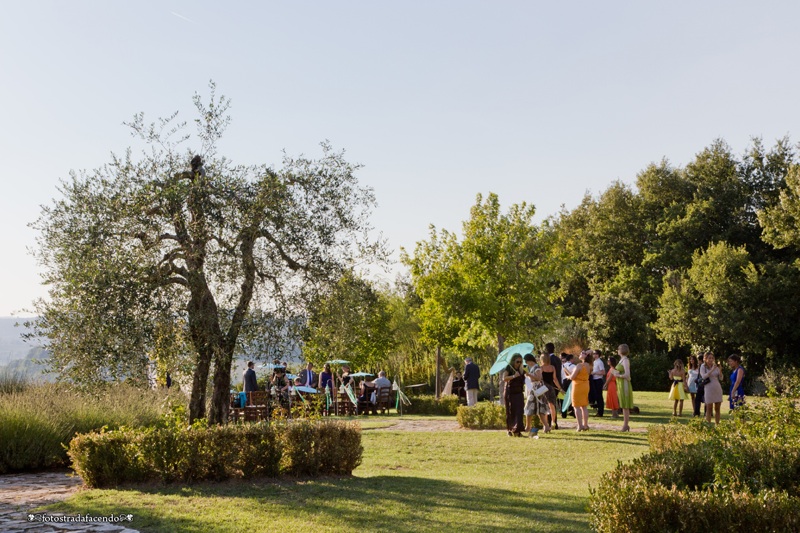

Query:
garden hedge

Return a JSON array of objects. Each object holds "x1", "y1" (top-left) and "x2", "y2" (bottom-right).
[
  {"x1": 589, "y1": 400, "x2": 800, "y2": 532},
  {"x1": 69, "y1": 418, "x2": 362, "y2": 488}
]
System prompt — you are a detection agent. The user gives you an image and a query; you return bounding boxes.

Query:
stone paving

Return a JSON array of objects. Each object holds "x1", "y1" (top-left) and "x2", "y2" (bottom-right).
[{"x1": 0, "y1": 471, "x2": 140, "y2": 533}]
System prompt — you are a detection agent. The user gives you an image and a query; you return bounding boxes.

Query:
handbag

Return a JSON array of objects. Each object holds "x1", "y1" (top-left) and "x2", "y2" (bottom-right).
[{"x1": 534, "y1": 384, "x2": 549, "y2": 397}]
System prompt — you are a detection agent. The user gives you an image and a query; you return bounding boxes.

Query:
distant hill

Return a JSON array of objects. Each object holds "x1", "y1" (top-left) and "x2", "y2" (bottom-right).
[
  {"x1": 2, "y1": 346, "x2": 55, "y2": 382},
  {"x1": 0, "y1": 317, "x2": 39, "y2": 365}
]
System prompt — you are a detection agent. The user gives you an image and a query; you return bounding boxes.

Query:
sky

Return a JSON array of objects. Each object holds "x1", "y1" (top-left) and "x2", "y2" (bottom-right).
[{"x1": 1, "y1": 1, "x2": 799, "y2": 317}]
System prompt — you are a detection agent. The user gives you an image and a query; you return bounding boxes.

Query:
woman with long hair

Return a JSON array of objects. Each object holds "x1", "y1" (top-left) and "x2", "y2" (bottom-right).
[
  {"x1": 727, "y1": 354, "x2": 745, "y2": 410},
  {"x1": 668, "y1": 359, "x2": 688, "y2": 416},
  {"x1": 701, "y1": 352, "x2": 723, "y2": 424},
  {"x1": 686, "y1": 355, "x2": 700, "y2": 416},
  {"x1": 539, "y1": 352, "x2": 562, "y2": 430},
  {"x1": 503, "y1": 354, "x2": 526, "y2": 437},
  {"x1": 565, "y1": 351, "x2": 592, "y2": 431},
  {"x1": 523, "y1": 353, "x2": 552, "y2": 435},
  {"x1": 604, "y1": 355, "x2": 620, "y2": 418},
  {"x1": 611, "y1": 344, "x2": 634, "y2": 432}
]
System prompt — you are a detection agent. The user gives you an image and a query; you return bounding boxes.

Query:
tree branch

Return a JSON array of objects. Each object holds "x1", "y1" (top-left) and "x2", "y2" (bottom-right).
[{"x1": 259, "y1": 229, "x2": 306, "y2": 271}]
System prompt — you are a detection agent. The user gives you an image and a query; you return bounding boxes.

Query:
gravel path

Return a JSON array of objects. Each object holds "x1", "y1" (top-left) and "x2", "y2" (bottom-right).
[{"x1": 0, "y1": 471, "x2": 140, "y2": 533}]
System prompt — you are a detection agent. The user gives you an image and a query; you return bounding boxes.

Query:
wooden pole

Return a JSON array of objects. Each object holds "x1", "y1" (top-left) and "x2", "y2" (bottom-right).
[{"x1": 435, "y1": 346, "x2": 442, "y2": 400}]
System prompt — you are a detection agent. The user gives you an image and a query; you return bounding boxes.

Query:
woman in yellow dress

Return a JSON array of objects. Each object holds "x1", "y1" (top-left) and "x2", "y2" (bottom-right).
[
  {"x1": 667, "y1": 359, "x2": 688, "y2": 417},
  {"x1": 565, "y1": 351, "x2": 591, "y2": 431}
]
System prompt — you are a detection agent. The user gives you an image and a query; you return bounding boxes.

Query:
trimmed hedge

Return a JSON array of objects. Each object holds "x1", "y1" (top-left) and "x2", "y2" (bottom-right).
[
  {"x1": 456, "y1": 402, "x2": 506, "y2": 430},
  {"x1": 69, "y1": 418, "x2": 362, "y2": 488},
  {"x1": 590, "y1": 399, "x2": 800, "y2": 532},
  {"x1": 403, "y1": 394, "x2": 459, "y2": 415}
]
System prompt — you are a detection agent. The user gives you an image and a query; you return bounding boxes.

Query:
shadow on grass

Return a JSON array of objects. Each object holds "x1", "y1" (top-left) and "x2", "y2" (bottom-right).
[{"x1": 47, "y1": 475, "x2": 590, "y2": 532}]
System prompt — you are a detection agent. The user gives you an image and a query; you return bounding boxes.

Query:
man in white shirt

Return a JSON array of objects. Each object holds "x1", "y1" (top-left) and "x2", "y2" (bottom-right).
[{"x1": 590, "y1": 350, "x2": 606, "y2": 417}]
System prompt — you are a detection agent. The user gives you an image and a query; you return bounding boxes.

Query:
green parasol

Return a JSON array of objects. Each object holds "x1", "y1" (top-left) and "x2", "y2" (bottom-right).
[{"x1": 489, "y1": 342, "x2": 534, "y2": 375}]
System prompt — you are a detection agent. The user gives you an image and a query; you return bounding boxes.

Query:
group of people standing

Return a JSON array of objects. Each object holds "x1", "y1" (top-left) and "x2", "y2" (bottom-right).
[
  {"x1": 502, "y1": 343, "x2": 635, "y2": 436},
  {"x1": 666, "y1": 352, "x2": 745, "y2": 424}
]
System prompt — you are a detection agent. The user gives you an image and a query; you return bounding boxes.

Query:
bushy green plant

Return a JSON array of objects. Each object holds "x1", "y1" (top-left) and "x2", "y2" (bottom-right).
[
  {"x1": 68, "y1": 417, "x2": 361, "y2": 488},
  {"x1": 456, "y1": 402, "x2": 506, "y2": 430},
  {"x1": 590, "y1": 399, "x2": 800, "y2": 532},
  {"x1": 589, "y1": 478, "x2": 800, "y2": 533},
  {"x1": 759, "y1": 364, "x2": 800, "y2": 398},
  {"x1": 403, "y1": 394, "x2": 459, "y2": 415},
  {"x1": 0, "y1": 383, "x2": 178, "y2": 473}
]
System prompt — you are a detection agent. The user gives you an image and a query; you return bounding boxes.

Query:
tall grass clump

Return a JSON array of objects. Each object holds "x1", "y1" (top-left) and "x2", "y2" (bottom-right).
[
  {"x1": 0, "y1": 382, "x2": 182, "y2": 473},
  {"x1": 0, "y1": 367, "x2": 31, "y2": 394}
]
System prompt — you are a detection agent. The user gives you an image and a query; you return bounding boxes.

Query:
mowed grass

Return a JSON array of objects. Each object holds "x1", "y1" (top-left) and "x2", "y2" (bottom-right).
[{"x1": 43, "y1": 392, "x2": 719, "y2": 532}]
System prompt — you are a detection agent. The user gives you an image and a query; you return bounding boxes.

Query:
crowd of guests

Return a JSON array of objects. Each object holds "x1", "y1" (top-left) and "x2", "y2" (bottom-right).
[
  {"x1": 671, "y1": 352, "x2": 745, "y2": 424},
  {"x1": 498, "y1": 343, "x2": 635, "y2": 437},
  {"x1": 242, "y1": 360, "x2": 393, "y2": 414}
]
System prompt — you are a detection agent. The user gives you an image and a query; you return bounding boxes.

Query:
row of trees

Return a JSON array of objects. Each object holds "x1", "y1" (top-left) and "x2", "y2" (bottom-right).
[
  {"x1": 31, "y1": 86, "x2": 800, "y2": 420},
  {"x1": 397, "y1": 137, "x2": 800, "y2": 377}
]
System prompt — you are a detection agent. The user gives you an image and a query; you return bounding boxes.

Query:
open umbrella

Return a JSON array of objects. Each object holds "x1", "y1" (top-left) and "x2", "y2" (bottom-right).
[
  {"x1": 489, "y1": 342, "x2": 535, "y2": 375},
  {"x1": 325, "y1": 359, "x2": 350, "y2": 365},
  {"x1": 294, "y1": 385, "x2": 318, "y2": 394},
  {"x1": 348, "y1": 372, "x2": 374, "y2": 378}
]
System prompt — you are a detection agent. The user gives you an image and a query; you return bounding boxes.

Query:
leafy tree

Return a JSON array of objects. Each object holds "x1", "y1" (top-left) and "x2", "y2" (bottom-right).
[
  {"x1": 655, "y1": 242, "x2": 800, "y2": 362},
  {"x1": 404, "y1": 193, "x2": 558, "y2": 357},
  {"x1": 302, "y1": 271, "x2": 394, "y2": 371},
  {"x1": 759, "y1": 164, "x2": 800, "y2": 254},
  {"x1": 586, "y1": 290, "x2": 650, "y2": 354},
  {"x1": 30, "y1": 85, "x2": 383, "y2": 423}
]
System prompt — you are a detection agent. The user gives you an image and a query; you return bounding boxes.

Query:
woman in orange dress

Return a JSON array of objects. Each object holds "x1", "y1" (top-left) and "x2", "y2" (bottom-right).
[
  {"x1": 566, "y1": 351, "x2": 591, "y2": 431},
  {"x1": 604, "y1": 355, "x2": 620, "y2": 418}
]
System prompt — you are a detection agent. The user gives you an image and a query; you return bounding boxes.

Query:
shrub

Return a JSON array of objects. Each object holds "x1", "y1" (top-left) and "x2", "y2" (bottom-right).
[
  {"x1": 759, "y1": 364, "x2": 800, "y2": 398},
  {"x1": 0, "y1": 383, "x2": 176, "y2": 474},
  {"x1": 590, "y1": 398, "x2": 800, "y2": 532},
  {"x1": 403, "y1": 394, "x2": 459, "y2": 415},
  {"x1": 280, "y1": 419, "x2": 362, "y2": 476},
  {"x1": 457, "y1": 402, "x2": 506, "y2": 430},
  {"x1": 589, "y1": 478, "x2": 800, "y2": 533},
  {"x1": 68, "y1": 418, "x2": 361, "y2": 488},
  {"x1": 648, "y1": 419, "x2": 709, "y2": 454}
]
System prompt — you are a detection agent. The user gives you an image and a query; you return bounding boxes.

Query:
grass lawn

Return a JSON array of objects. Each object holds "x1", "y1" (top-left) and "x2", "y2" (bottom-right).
[{"x1": 43, "y1": 391, "x2": 728, "y2": 532}]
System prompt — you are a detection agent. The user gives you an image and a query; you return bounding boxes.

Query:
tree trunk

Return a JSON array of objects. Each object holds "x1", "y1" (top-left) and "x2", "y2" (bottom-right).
[
  {"x1": 186, "y1": 279, "x2": 224, "y2": 424},
  {"x1": 208, "y1": 230, "x2": 257, "y2": 425},
  {"x1": 209, "y1": 347, "x2": 233, "y2": 424}
]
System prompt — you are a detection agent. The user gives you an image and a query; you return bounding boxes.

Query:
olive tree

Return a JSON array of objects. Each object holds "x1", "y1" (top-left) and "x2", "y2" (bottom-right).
[{"x1": 30, "y1": 85, "x2": 384, "y2": 423}]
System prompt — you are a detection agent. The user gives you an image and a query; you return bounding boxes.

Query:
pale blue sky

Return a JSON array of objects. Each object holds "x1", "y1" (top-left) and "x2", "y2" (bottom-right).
[{"x1": 1, "y1": 1, "x2": 799, "y2": 316}]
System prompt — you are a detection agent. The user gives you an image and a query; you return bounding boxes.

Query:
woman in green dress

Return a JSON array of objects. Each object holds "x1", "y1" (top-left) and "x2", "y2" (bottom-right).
[{"x1": 611, "y1": 344, "x2": 634, "y2": 432}]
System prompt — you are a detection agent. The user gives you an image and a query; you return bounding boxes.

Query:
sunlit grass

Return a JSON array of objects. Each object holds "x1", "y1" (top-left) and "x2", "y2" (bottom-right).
[{"x1": 42, "y1": 390, "x2": 734, "y2": 532}]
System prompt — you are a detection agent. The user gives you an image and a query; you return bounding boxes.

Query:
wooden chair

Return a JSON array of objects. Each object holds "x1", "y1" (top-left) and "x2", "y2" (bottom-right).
[
  {"x1": 375, "y1": 387, "x2": 392, "y2": 414},
  {"x1": 337, "y1": 386, "x2": 356, "y2": 416},
  {"x1": 247, "y1": 391, "x2": 269, "y2": 406}
]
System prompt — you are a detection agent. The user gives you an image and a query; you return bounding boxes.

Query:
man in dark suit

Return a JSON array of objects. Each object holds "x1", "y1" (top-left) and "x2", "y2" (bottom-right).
[
  {"x1": 463, "y1": 357, "x2": 481, "y2": 406},
  {"x1": 300, "y1": 362, "x2": 317, "y2": 388},
  {"x1": 243, "y1": 361, "x2": 258, "y2": 392}
]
